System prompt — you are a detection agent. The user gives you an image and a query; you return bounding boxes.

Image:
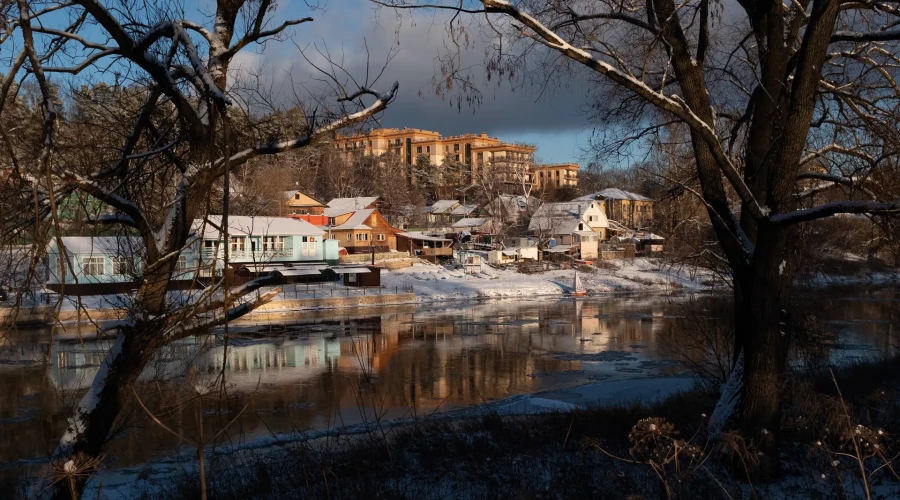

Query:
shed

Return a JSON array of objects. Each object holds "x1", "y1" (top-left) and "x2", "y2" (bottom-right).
[{"x1": 334, "y1": 266, "x2": 381, "y2": 287}]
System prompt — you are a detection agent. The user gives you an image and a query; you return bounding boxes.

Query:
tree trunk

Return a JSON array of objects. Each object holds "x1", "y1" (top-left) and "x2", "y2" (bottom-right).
[
  {"x1": 49, "y1": 322, "x2": 162, "y2": 499},
  {"x1": 728, "y1": 224, "x2": 792, "y2": 473}
]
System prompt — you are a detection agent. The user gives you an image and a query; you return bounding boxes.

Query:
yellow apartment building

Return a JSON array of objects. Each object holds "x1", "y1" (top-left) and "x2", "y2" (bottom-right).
[
  {"x1": 533, "y1": 163, "x2": 579, "y2": 190},
  {"x1": 333, "y1": 127, "x2": 547, "y2": 188}
]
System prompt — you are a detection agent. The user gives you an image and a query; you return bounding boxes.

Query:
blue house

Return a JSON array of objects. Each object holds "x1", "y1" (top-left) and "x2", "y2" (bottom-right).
[
  {"x1": 192, "y1": 216, "x2": 340, "y2": 274},
  {"x1": 46, "y1": 236, "x2": 198, "y2": 295}
]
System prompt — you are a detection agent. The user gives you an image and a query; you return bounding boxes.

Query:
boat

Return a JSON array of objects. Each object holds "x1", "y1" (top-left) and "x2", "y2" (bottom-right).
[{"x1": 570, "y1": 269, "x2": 587, "y2": 296}]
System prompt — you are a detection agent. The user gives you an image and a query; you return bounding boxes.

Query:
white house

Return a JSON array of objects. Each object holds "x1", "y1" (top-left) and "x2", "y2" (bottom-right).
[
  {"x1": 193, "y1": 216, "x2": 340, "y2": 272},
  {"x1": 46, "y1": 236, "x2": 197, "y2": 295}
]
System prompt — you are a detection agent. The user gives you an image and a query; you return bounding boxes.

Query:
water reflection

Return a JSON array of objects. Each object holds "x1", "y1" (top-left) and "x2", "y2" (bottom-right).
[{"x1": 1, "y1": 287, "x2": 897, "y2": 473}]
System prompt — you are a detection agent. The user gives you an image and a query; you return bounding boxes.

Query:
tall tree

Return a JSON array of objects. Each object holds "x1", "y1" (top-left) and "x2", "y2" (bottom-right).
[
  {"x1": 2, "y1": 1, "x2": 397, "y2": 497},
  {"x1": 374, "y1": 0, "x2": 900, "y2": 446}
]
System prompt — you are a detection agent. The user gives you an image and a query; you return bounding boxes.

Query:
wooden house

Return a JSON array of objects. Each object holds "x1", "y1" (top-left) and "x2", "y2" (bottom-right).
[
  {"x1": 397, "y1": 232, "x2": 453, "y2": 261},
  {"x1": 325, "y1": 206, "x2": 401, "y2": 253},
  {"x1": 282, "y1": 190, "x2": 328, "y2": 226}
]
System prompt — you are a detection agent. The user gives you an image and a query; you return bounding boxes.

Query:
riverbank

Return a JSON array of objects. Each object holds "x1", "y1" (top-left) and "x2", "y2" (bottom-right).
[
  {"x1": 5, "y1": 257, "x2": 897, "y2": 327},
  {"x1": 88, "y1": 358, "x2": 900, "y2": 500}
]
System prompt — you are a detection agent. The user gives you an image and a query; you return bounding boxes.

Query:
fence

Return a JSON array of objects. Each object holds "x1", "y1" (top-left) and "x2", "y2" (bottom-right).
[
  {"x1": 339, "y1": 251, "x2": 411, "y2": 264},
  {"x1": 276, "y1": 281, "x2": 414, "y2": 300}
]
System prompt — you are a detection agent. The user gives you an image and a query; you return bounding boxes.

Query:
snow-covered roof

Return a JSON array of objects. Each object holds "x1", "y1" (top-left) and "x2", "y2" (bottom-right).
[
  {"x1": 641, "y1": 233, "x2": 666, "y2": 240},
  {"x1": 450, "y1": 204, "x2": 478, "y2": 216},
  {"x1": 399, "y1": 231, "x2": 452, "y2": 242},
  {"x1": 192, "y1": 216, "x2": 324, "y2": 238},
  {"x1": 546, "y1": 244, "x2": 574, "y2": 253},
  {"x1": 50, "y1": 236, "x2": 142, "y2": 255},
  {"x1": 573, "y1": 188, "x2": 652, "y2": 202},
  {"x1": 528, "y1": 202, "x2": 596, "y2": 235},
  {"x1": 330, "y1": 209, "x2": 374, "y2": 230},
  {"x1": 429, "y1": 200, "x2": 459, "y2": 214},
  {"x1": 283, "y1": 190, "x2": 324, "y2": 205},
  {"x1": 324, "y1": 197, "x2": 379, "y2": 217},
  {"x1": 490, "y1": 194, "x2": 540, "y2": 214},
  {"x1": 452, "y1": 217, "x2": 491, "y2": 228}
]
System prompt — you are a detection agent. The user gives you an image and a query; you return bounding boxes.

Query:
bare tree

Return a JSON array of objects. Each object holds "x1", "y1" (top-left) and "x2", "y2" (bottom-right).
[
  {"x1": 2, "y1": 1, "x2": 397, "y2": 496},
  {"x1": 373, "y1": 0, "x2": 900, "y2": 447}
]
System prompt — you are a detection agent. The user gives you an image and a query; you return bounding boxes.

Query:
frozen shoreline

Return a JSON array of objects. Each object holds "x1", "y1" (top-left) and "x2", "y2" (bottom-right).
[{"x1": 78, "y1": 374, "x2": 699, "y2": 499}]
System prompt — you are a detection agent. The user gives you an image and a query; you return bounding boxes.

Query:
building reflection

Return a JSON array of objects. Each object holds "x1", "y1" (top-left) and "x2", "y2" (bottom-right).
[{"x1": 3, "y1": 289, "x2": 897, "y2": 472}]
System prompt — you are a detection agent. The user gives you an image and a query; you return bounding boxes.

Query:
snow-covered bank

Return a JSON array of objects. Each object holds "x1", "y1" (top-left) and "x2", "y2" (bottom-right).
[
  {"x1": 81, "y1": 375, "x2": 698, "y2": 499},
  {"x1": 380, "y1": 258, "x2": 720, "y2": 301}
]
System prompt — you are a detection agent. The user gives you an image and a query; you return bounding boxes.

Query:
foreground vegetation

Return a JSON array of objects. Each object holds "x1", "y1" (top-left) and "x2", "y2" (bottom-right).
[{"x1": 107, "y1": 358, "x2": 900, "y2": 500}]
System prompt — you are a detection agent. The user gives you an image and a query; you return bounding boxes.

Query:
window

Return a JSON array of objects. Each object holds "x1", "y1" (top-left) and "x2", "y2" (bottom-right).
[
  {"x1": 377, "y1": 234, "x2": 386, "y2": 241},
  {"x1": 356, "y1": 233, "x2": 369, "y2": 241},
  {"x1": 417, "y1": 146, "x2": 423, "y2": 154},
  {"x1": 588, "y1": 215, "x2": 595, "y2": 222},
  {"x1": 112, "y1": 257, "x2": 133, "y2": 275},
  {"x1": 453, "y1": 144, "x2": 459, "y2": 152},
  {"x1": 578, "y1": 223, "x2": 584, "y2": 231},
  {"x1": 82, "y1": 256, "x2": 105, "y2": 276},
  {"x1": 295, "y1": 193, "x2": 300, "y2": 200},
  {"x1": 175, "y1": 255, "x2": 187, "y2": 272},
  {"x1": 328, "y1": 217, "x2": 335, "y2": 226},
  {"x1": 263, "y1": 236, "x2": 285, "y2": 251},
  {"x1": 347, "y1": 233, "x2": 352, "y2": 241},
  {"x1": 477, "y1": 152, "x2": 483, "y2": 160},
  {"x1": 310, "y1": 236, "x2": 316, "y2": 242},
  {"x1": 426, "y1": 146, "x2": 431, "y2": 153},
  {"x1": 230, "y1": 236, "x2": 245, "y2": 252}
]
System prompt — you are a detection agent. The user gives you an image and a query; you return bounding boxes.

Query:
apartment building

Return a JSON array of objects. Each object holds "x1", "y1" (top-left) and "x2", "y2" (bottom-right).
[
  {"x1": 333, "y1": 128, "x2": 538, "y2": 187},
  {"x1": 533, "y1": 163, "x2": 579, "y2": 190}
]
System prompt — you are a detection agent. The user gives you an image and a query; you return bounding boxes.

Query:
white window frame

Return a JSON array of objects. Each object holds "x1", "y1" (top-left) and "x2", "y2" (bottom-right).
[
  {"x1": 82, "y1": 256, "x2": 105, "y2": 276},
  {"x1": 175, "y1": 255, "x2": 187, "y2": 272},
  {"x1": 112, "y1": 257, "x2": 133, "y2": 275},
  {"x1": 377, "y1": 234, "x2": 386, "y2": 241}
]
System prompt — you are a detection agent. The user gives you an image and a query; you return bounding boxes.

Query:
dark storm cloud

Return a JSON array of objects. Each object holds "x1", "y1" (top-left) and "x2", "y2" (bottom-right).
[{"x1": 238, "y1": 0, "x2": 593, "y2": 137}]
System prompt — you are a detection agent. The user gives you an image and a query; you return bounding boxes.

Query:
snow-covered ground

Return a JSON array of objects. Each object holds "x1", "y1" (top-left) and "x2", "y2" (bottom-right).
[
  {"x1": 80, "y1": 375, "x2": 698, "y2": 499},
  {"x1": 380, "y1": 258, "x2": 721, "y2": 301}
]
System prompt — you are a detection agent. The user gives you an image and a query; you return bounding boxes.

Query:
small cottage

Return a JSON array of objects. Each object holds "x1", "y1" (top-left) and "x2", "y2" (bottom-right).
[
  {"x1": 46, "y1": 236, "x2": 197, "y2": 295},
  {"x1": 194, "y1": 216, "x2": 340, "y2": 272}
]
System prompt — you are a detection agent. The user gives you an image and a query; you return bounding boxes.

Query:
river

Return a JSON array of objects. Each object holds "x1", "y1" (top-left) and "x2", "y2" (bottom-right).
[{"x1": 1, "y1": 285, "x2": 897, "y2": 476}]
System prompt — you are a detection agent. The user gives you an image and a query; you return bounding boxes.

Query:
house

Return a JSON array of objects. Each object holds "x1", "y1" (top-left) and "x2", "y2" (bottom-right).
[
  {"x1": 529, "y1": 201, "x2": 609, "y2": 241},
  {"x1": 324, "y1": 208, "x2": 402, "y2": 254},
  {"x1": 486, "y1": 194, "x2": 540, "y2": 224},
  {"x1": 528, "y1": 201, "x2": 608, "y2": 258},
  {"x1": 452, "y1": 217, "x2": 497, "y2": 234},
  {"x1": 573, "y1": 188, "x2": 654, "y2": 229},
  {"x1": 282, "y1": 190, "x2": 328, "y2": 225},
  {"x1": 46, "y1": 236, "x2": 197, "y2": 295},
  {"x1": 487, "y1": 246, "x2": 539, "y2": 266},
  {"x1": 324, "y1": 197, "x2": 380, "y2": 224},
  {"x1": 426, "y1": 199, "x2": 460, "y2": 225},
  {"x1": 397, "y1": 232, "x2": 454, "y2": 261},
  {"x1": 193, "y1": 216, "x2": 340, "y2": 273},
  {"x1": 449, "y1": 203, "x2": 478, "y2": 221}
]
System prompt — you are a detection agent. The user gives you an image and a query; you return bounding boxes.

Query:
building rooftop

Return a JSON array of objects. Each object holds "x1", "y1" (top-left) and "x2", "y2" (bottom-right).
[
  {"x1": 329, "y1": 209, "x2": 375, "y2": 231},
  {"x1": 324, "y1": 197, "x2": 379, "y2": 217},
  {"x1": 193, "y1": 216, "x2": 324, "y2": 238},
  {"x1": 574, "y1": 188, "x2": 652, "y2": 202}
]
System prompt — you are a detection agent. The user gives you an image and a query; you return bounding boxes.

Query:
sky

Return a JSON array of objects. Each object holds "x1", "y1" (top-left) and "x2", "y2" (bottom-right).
[
  {"x1": 224, "y1": 0, "x2": 596, "y2": 165},
  {"x1": 10, "y1": 0, "x2": 598, "y2": 165}
]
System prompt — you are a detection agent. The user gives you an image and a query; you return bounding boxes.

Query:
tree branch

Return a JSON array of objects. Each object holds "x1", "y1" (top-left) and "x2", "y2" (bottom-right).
[{"x1": 770, "y1": 200, "x2": 900, "y2": 225}]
